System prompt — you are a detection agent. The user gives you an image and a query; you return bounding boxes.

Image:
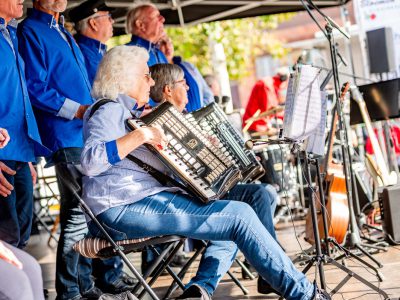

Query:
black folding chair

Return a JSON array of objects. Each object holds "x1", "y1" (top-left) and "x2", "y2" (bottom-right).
[{"x1": 58, "y1": 169, "x2": 186, "y2": 300}]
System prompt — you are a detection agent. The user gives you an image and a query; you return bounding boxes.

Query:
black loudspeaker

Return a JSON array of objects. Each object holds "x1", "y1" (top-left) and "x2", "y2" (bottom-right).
[
  {"x1": 366, "y1": 27, "x2": 396, "y2": 73},
  {"x1": 353, "y1": 165, "x2": 373, "y2": 213},
  {"x1": 379, "y1": 185, "x2": 400, "y2": 243}
]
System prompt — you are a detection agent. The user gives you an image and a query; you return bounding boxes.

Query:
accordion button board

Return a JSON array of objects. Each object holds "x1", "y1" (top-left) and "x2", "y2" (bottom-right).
[
  {"x1": 127, "y1": 102, "x2": 241, "y2": 202},
  {"x1": 189, "y1": 103, "x2": 265, "y2": 183}
]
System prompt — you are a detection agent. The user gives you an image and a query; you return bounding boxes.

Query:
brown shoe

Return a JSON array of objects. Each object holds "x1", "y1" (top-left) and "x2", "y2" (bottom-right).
[{"x1": 257, "y1": 277, "x2": 279, "y2": 295}]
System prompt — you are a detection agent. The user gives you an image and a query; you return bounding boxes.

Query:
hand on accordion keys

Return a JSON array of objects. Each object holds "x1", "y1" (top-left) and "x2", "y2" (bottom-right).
[{"x1": 141, "y1": 125, "x2": 169, "y2": 150}]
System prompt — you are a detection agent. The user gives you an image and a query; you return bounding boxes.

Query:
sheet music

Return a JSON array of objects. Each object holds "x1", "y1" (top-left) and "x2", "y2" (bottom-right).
[
  {"x1": 306, "y1": 91, "x2": 327, "y2": 155},
  {"x1": 283, "y1": 65, "x2": 322, "y2": 141}
]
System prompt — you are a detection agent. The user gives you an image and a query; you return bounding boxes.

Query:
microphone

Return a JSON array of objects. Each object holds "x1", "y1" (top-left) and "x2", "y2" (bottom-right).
[
  {"x1": 325, "y1": 16, "x2": 350, "y2": 39},
  {"x1": 245, "y1": 138, "x2": 293, "y2": 151},
  {"x1": 245, "y1": 139, "x2": 270, "y2": 151},
  {"x1": 304, "y1": 0, "x2": 350, "y2": 40}
]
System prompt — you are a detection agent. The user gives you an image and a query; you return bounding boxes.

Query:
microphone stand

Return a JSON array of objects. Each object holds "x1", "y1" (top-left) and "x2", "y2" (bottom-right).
[
  {"x1": 297, "y1": 0, "x2": 388, "y2": 296},
  {"x1": 287, "y1": 141, "x2": 388, "y2": 298}
]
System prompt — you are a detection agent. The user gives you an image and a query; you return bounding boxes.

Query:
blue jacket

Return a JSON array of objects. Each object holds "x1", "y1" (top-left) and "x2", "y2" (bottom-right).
[
  {"x1": 0, "y1": 18, "x2": 50, "y2": 162},
  {"x1": 76, "y1": 34, "x2": 107, "y2": 85},
  {"x1": 126, "y1": 35, "x2": 168, "y2": 67},
  {"x1": 17, "y1": 9, "x2": 93, "y2": 153}
]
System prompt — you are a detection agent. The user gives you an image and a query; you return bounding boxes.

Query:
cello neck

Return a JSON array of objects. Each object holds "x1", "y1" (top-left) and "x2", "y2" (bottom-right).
[{"x1": 323, "y1": 82, "x2": 350, "y2": 174}]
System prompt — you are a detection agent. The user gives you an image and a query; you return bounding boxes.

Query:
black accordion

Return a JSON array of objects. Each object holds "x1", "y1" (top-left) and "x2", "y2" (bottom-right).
[
  {"x1": 188, "y1": 103, "x2": 265, "y2": 183},
  {"x1": 126, "y1": 102, "x2": 241, "y2": 202}
]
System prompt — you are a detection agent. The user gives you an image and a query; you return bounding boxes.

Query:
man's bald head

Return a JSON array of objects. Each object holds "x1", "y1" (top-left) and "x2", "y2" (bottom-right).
[
  {"x1": 33, "y1": 0, "x2": 67, "y2": 13},
  {"x1": 125, "y1": 3, "x2": 165, "y2": 43}
]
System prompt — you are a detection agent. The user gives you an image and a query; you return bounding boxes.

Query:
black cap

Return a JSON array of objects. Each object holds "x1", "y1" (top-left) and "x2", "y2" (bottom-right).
[{"x1": 69, "y1": 0, "x2": 114, "y2": 23}]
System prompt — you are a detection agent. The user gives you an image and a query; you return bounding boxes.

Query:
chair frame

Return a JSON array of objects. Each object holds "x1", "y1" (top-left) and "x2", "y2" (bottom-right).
[
  {"x1": 60, "y1": 170, "x2": 253, "y2": 300},
  {"x1": 59, "y1": 172, "x2": 186, "y2": 300}
]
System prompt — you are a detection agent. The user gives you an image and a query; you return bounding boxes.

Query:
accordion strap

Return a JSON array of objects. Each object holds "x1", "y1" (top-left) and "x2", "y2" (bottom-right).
[
  {"x1": 125, "y1": 154, "x2": 190, "y2": 193},
  {"x1": 88, "y1": 98, "x2": 117, "y2": 119}
]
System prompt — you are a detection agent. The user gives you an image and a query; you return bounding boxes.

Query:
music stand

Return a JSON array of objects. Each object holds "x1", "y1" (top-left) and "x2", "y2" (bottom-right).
[
  {"x1": 350, "y1": 78, "x2": 400, "y2": 125},
  {"x1": 292, "y1": 1, "x2": 390, "y2": 297}
]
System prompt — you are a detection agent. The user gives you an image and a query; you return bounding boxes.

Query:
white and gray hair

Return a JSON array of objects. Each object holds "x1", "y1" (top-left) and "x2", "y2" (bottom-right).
[
  {"x1": 149, "y1": 64, "x2": 184, "y2": 103},
  {"x1": 76, "y1": 13, "x2": 98, "y2": 33},
  {"x1": 92, "y1": 45, "x2": 149, "y2": 100},
  {"x1": 125, "y1": 2, "x2": 158, "y2": 34}
]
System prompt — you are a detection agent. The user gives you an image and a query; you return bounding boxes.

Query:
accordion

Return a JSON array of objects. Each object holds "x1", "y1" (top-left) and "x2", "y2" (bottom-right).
[
  {"x1": 126, "y1": 102, "x2": 241, "y2": 202},
  {"x1": 188, "y1": 103, "x2": 265, "y2": 183}
]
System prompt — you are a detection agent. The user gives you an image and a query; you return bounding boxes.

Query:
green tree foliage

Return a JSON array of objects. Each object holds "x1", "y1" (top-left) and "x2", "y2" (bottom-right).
[
  {"x1": 166, "y1": 14, "x2": 293, "y2": 80},
  {"x1": 107, "y1": 14, "x2": 293, "y2": 80}
]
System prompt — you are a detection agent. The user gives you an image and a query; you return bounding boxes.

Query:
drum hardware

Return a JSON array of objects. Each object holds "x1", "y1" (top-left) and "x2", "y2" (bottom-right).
[{"x1": 243, "y1": 106, "x2": 285, "y2": 124}]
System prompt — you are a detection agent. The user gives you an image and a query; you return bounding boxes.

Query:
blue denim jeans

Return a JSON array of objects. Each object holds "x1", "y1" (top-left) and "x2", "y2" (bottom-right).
[
  {"x1": 0, "y1": 161, "x2": 33, "y2": 248},
  {"x1": 143, "y1": 183, "x2": 278, "y2": 278},
  {"x1": 90, "y1": 184, "x2": 314, "y2": 300},
  {"x1": 55, "y1": 163, "x2": 123, "y2": 300}
]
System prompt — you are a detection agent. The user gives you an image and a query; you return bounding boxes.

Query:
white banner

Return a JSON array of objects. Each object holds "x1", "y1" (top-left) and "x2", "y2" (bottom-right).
[{"x1": 355, "y1": 0, "x2": 400, "y2": 75}]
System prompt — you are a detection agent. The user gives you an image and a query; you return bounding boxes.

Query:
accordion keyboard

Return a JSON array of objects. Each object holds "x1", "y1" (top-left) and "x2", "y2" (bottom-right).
[
  {"x1": 190, "y1": 103, "x2": 265, "y2": 183},
  {"x1": 127, "y1": 102, "x2": 241, "y2": 202}
]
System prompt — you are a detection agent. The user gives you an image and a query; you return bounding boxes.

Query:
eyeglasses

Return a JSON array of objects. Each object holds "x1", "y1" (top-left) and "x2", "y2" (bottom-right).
[
  {"x1": 174, "y1": 79, "x2": 186, "y2": 85},
  {"x1": 92, "y1": 13, "x2": 113, "y2": 22},
  {"x1": 173, "y1": 79, "x2": 189, "y2": 90}
]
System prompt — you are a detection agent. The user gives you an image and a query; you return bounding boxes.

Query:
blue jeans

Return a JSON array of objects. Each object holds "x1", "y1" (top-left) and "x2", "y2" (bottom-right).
[
  {"x1": 55, "y1": 163, "x2": 123, "y2": 300},
  {"x1": 0, "y1": 161, "x2": 33, "y2": 248},
  {"x1": 143, "y1": 183, "x2": 278, "y2": 276},
  {"x1": 90, "y1": 184, "x2": 314, "y2": 300}
]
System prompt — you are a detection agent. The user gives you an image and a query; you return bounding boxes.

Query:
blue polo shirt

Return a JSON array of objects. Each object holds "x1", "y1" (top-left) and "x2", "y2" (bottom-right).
[
  {"x1": 0, "y1": 18, "x2": 50, "y2": 162},
  {"x1": 17, "y1": 9, "x2": 93, "y2": 153},
  {"x1": 126, "y1": 35, "x2": 168, "y2": 67},
  {"x1": 76, "y1": 34, "x2": 107, "y2": 85}
]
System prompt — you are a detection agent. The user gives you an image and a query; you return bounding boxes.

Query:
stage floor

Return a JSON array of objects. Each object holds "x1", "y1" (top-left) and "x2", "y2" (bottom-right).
[{"x1": 26, "y1": 220, "x2": 400, "y2": 300}]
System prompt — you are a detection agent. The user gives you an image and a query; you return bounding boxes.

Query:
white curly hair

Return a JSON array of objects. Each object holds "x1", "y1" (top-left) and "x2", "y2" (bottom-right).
[{"x1": 92, "y1": 45, "x2": 149, "y2": 100}]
